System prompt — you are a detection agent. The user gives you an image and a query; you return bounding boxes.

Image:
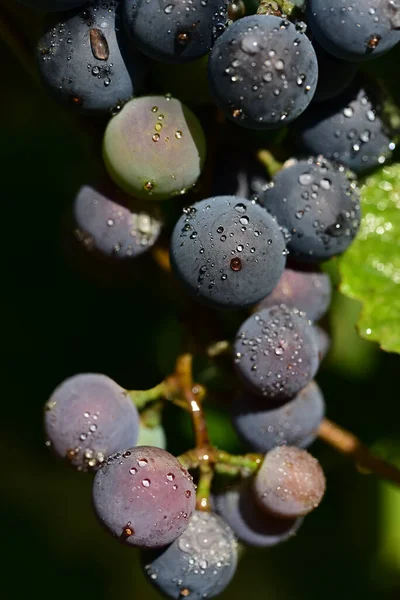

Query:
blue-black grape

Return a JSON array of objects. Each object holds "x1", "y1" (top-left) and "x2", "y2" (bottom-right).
[
  {"x1": 215, "y1": 479, "x2": 303, "y2": 547},
  {"x1": 307, "y1": 0, "x2": 400, "y2": 62},
  {"x1": 72, "y1": 184, "x2": 162, "y2": 259},
  {"x1": 207, "y1": 15, "x2": 318, "y2": 129},
  {"x1": 256, "y1": 267, "x2": 332, "y2": 321},
  {"x1": 44, "y1": 373, "x2": 140, "y2": 471},
  {"x1": 296, "y1": 83, "x2": 395, "y2": 173},
  {"x1": 141, "y1": 511, "x2": 238, "y2": 599},
  {"x1": 123, "y1": 0, "x2": 228, "y2": 64},
  {"x1": 170, "y1": 196, "x2": 286, "y2": 309},
  {"x1": 260, "y1": 157, "x2": 361, "y2": 262},
  {"x1": 37, "y1": 2, "x2": 144, "y2": 115},
  {"x1": 19, "y1": 0, "x2": 86, "y2": 9},
  {"x1": 312, "y1": 41, "x2": 358, "y2": 103},
  {"x1": 232, "y1": 381, "x2": 325, "y2": 453},
  {"x1": 234, "y1": 305, "x2": 319, "y2": 400},
  {"x1": 92, "y1": 446, "x2": 196, "y2": 548},
  {"x1": 254, "y1": 446, "x2": 326, "y2": 518}
]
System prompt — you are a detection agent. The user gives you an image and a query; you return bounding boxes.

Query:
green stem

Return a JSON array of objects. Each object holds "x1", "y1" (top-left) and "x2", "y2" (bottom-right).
[
  {"x1": 216, "y1": 450, "x2": 263, "y2": 475},
  {"x1": 257, "y1": 0, "x2": 295, "y2": 16},
  {"x1": 257, "y1": 149, "x2": 284, "y2": 177},
  {"x1": 206, "y1": 340, "x2": 232, "y2": 358},
  {"x1": 196, "y1": 462, "x2": 214, "y2": 511},
  {"x1": 128, "y1": 382, "x2": 170, "y2": 410}
]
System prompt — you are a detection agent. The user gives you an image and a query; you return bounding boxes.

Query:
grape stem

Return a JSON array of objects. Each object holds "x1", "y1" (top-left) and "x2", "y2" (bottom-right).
[
  {"x1": 257, "y1": 0, "x2": 295, "y2": 16},
  {"x1": 318, "y1": 418, "x2": 400, "y2": 487}
]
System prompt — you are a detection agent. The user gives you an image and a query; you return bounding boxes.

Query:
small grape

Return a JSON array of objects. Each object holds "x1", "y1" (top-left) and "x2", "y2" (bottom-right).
[
  {"x1": 215, "y1": 479, "x2": 303, "y2": 547},
  {"x1": 313, "y1": 325, "x2": 331, "y2": 362},
  {"x1": 124, "y1": 0, "x2": 228, "y2": 64},
  {"x1": 137, "y1": 423, "x2": 167, "y2": 449},
  {"x1": 208, "y1": 15, "x2": 318, "y2": 129},
  {"x1": 92, "y1": 446, "x2": 196, "y2": 548},
  {"x1": 232, "y1": 381, "x2": 325, "y2": 453},
  {"x1": 295, "y1": 83, "x2": 395, "y2": 173},
  {"x1": 260, "y1": 156, "x2": 361, "y2": 262},
  {"x1": 44, "y1": 373, "x2": 139, "y2": 471},
  {"x1": 170, "y1": 196, "x2": 286, "y2": 309},
  {"x1": 307, "y1": 0, "x2": 400, "y2": 62},
  {"x1": 234, "y1": 305, "x2": 319, "y2": 400},
  {"x1": 103, "y1": 96, "x2": 206, "y2": 201},
  {"x1": 256, "y1": 267, "x2": 332, "y2": 321},
  {"x1": 141, "y1": 511, "x2": 238, "y2": 599},
  {"x1": 254, "y1": 446, "x2": 326, "y2": 518},
  {"x1": 36, "y1": 2, "x2": 144, "y2": 114},
  {"x1": 72, "y1": 184, "x2": 162, "y2": 260}
]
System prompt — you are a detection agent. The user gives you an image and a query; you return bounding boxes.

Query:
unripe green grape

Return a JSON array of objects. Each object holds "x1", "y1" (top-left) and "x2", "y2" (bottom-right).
[
  {"x1": 137, "y1": 423, "x2": 167, "y2": 450},
  {"x1": 103, "y1": 96, "x2": 206, "y2": 201}
]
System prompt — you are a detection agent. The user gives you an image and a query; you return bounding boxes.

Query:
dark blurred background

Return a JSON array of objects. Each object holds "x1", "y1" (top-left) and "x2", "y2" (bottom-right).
[{"x1": 2, "y1": 6, "x2": 400, "y2": 600}]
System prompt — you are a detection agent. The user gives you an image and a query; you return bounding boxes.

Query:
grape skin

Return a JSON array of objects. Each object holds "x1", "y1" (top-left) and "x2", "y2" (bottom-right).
[
  {"x1": 232, "y1": 381, "x2": 325, "y2": 453},
  {"x1": 307, "y1": 0, "x2": 400, "y2": 62},
  {"x1": 234, "y1": 305, "x2": 319, "y2": 400},
  {"x1": 170, "y1": 196, "x2": 286, "y2": 309},
  {"x1": 124, "y1": 0, "x2": 228, "y2": 64},
  {"x1": 208, "y1": 15, "x2": 318, "y2": 129},
  {"x1": 313, "y1": 325, "x2": 331, "y2": 362},
  {"x1": 37, "y1": 2, "x2": 144, "y2": 115},
  {"x1": 92, "y1": 446, "x2": 196, "y2": 548},
  {"x1": 103, "y1": 96, "x2": 206, "y2": 201},
  {"x1": 260, "y1": 157, "x2": 361, "y2": 262},
  {"x1": 141, "y1": 511, "x2": 238, "y2": 599},
  {"x1": 72, "y1": 184, "x2": 162, "y2": 260},
  {"x1": 215, "y1": 479, "x2": 303, "y2": 547},
  {"x1": 254, "y1": 446, "x2": 326, "y2": 518},
  {"x1": 295, "y1": 83, "x2": 395, "y2": 173},
  {"x1": 44, "y1": 373, "x2": 140, "y2": 471},
  {"x1": 256, "y1": 267, "x2": 332, "y2": 321}
]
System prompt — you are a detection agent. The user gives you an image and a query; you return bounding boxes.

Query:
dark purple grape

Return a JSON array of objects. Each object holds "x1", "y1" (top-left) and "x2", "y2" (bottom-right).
[
  {"x1": 170, "y1": 196, "x2": 286, "y2": 309},
  {"x1": 307, "y1": 0, "x2": 400, "y2": 62},
  {"x1": 260, "y1": 157, "x2": 361, "y2": 262},
  {"x1": 234, "y1": 305, "x2": 319, "y2": 400},
  {"x1": 232, "y1": 381, "x2": 325, "y2": 453},
  {"x1": 208, "y1": 15, "x2": 318, "y2": 129},
  {"x1": 295, "y1": 83, "x2": 395, "y2": 174},
  {"x1": 313, "y1": 324, "x2": 331, "y2": 362},
  {"x1": 72, "y1": 184, "x2": 162, "y2": 259},
  {"x1": 256, "y1": 267, "x2": 332, "y2": 321},
  {"x1": 44, "y1": 373, "x2": 139, "y2": 471},
  {"x1": 37, "y1": 2, "x2": 144, "y2": 115},
  {"x1": 141, "y1": 511, "x2": 238, "y2": 599},
  {"x1": 123, "y1": 0, "x2": 228, "y2": 64},
  {"x1": 254, "y1": 446, "x2": 326, "y2": 518},
  {"x1": 215, "y1": 479, "x2": 303, "y2": 547},
  {"x1": 92, "y1": 446, "x2": 196, "y2": 548}
]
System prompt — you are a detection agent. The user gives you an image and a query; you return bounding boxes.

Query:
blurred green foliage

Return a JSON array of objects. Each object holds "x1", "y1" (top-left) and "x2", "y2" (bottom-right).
[
  {"x1": 340, "y1": 165, "x2": 400, "y2": 353},
  {"x1": 2, "y1": 15, "x2": 400, "y2": 600}
]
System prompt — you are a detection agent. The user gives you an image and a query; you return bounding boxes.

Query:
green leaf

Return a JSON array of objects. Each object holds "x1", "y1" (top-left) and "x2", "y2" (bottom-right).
[{"x1": 340, "y1": 164, "x2": 400, "y2": 353}]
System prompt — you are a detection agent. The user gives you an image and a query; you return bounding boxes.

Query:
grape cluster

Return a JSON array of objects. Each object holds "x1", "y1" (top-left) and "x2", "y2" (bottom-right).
[{"x1": 22, "y1": 0, "x2": 400, "y2": 597}]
